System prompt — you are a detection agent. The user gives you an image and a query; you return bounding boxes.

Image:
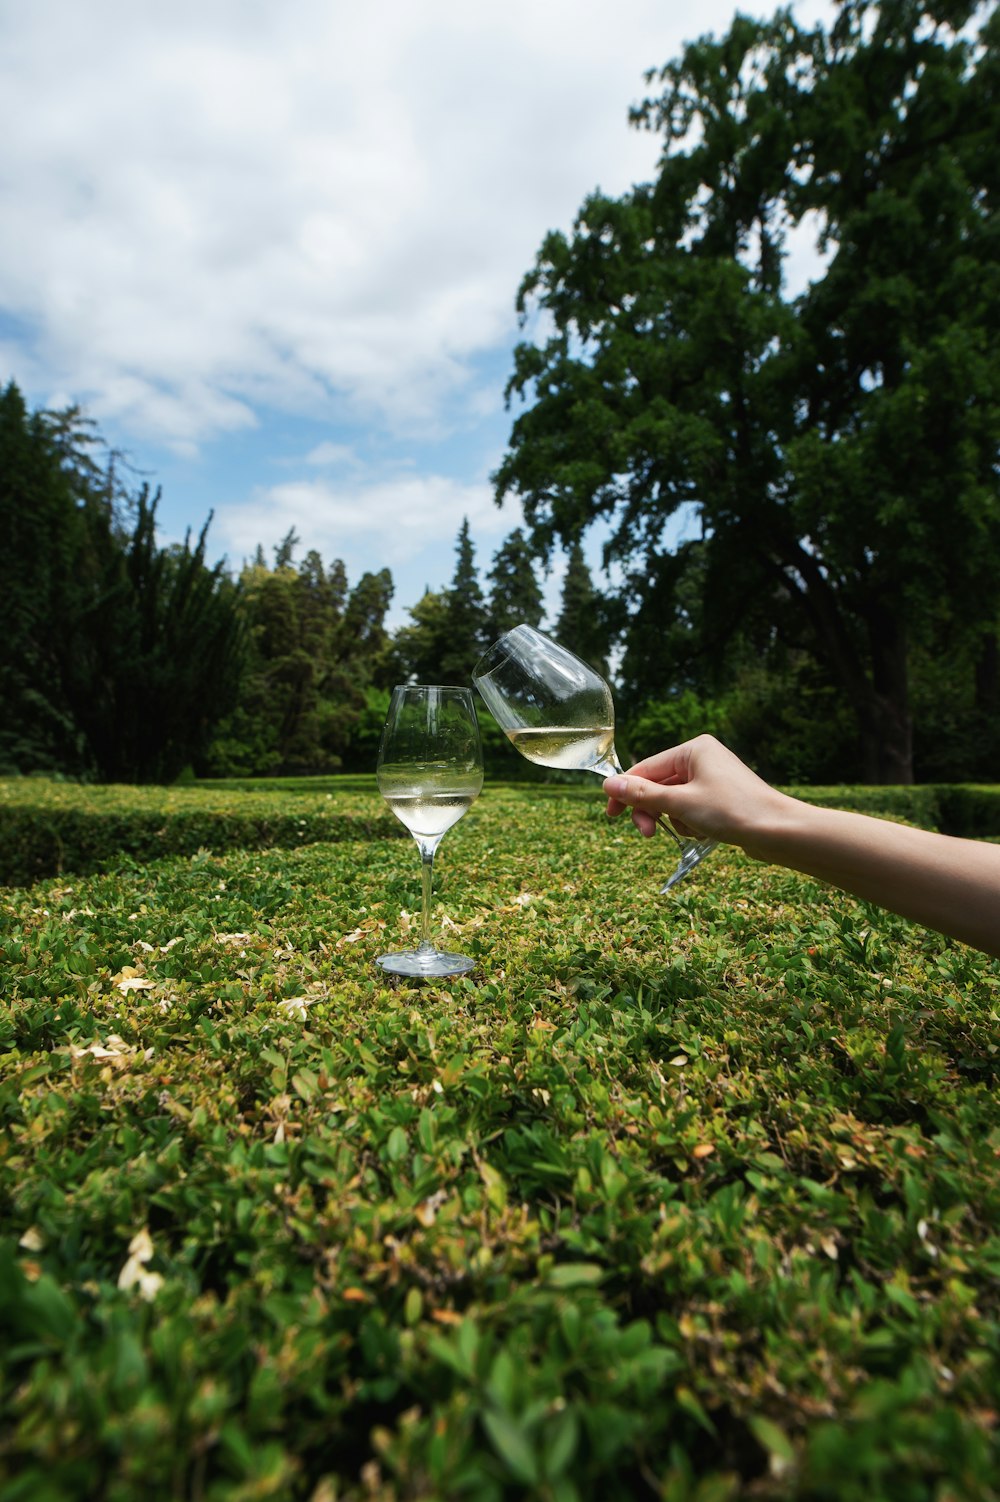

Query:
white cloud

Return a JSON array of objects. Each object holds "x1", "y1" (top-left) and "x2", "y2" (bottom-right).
[
  {"x1": 220, "y1": 469, "x2": 507, "y2": 564},
  {"x1": 1, "y1": 0, "x2": 834, "y2": 632},
  {"x1": 1, "y1": 0, "x2": 816, "y2": 451},
  {"x1": 212, "y1": 465, "x2": 518, "y2": 628},
  {"x1": 303, "y1": 441, "x2": 363, "y2": 468}
]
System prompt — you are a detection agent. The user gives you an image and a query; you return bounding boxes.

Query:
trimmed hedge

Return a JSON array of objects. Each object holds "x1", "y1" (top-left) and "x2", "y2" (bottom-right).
[
  {"x1": 791, "y1": 784, "x2": 945, "y2": 827},
  {"x1": 793, "y1": 783, "x2": 1000, "y2": 836},
  {"x1": 793, "y1": 784, "x2": 1000, "y2": 837},
  {"x1": 4, "y1": 777, "x2": 1000, "y2": 888},
  {"x1": 0, "y1": 779, "x2": 403, "y2": 886},
  {"x1": 931, "y1": 784, "x2": 1000, "y2": 837},
  {"x1": 0, "y1": 785, "x2": 998, "y2": 1499}
]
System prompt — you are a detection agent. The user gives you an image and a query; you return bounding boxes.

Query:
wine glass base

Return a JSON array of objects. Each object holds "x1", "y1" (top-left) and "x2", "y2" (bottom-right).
[
  {"x1": 376, "y1": 948, "x2": 476, "y2": 978},
  {"x1": 660, "y1": 838, "x2": 718, "y2": 893}
]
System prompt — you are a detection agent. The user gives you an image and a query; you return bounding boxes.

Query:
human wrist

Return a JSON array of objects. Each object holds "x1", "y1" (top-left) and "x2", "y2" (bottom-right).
[{"x1": 736, "y1": 787, "x2": 813, "y2": 864}]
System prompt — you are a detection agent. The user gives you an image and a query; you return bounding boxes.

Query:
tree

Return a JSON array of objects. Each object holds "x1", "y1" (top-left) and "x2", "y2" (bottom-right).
[
  {"x1": 389, "y1": 588, "x2": 454, "y2": 686},
  {"x1": 340, "y1": 567, "x2": 394, "y2": 686},
  {"x1": 0, "y1": 382, "x2": 87, "y2": 773},
  {"x1": 205, "y1": 543, "x2": 393, "y2": 777},
  {"x1": 0, "y1": 383, "x2": 242, "y2": 782},
  {"x1": 441, "y1": 518, "x2": 490, "y2": 681},
  {"x1": 554, "y1": 537, "x2": 612, "y2": 679},
  {"x1": 391, "y1": 520, "x2": 490, "y2": 684},
  {"x1": 76, "y1": 489, "x2": 245, "y2": 783},
  {"x1": 494, "y1": 0, "x2": 1000, "y2": 782},
  {"x1": 486, "y1": 527, "x2": 544, "y2": 637}
]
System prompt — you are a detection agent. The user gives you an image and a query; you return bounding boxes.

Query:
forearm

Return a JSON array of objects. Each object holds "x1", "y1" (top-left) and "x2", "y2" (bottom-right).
[{"x1": 744, "y1": 795, "x2": 1000, "y2": 959}]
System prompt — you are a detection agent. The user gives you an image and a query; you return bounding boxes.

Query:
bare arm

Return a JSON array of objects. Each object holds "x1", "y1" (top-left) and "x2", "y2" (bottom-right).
[{"x1": 603, "y1": 735, "x2": 1000, "y2": 960}]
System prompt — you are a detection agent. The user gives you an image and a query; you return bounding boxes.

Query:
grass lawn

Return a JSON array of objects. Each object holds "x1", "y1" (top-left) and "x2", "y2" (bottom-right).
[{"x1": 1, "y1": 780, "x2": 999, "y2": 1500}]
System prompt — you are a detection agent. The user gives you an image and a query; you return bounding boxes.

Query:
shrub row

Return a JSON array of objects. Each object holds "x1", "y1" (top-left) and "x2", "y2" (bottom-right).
[
  {"x1": 4, "y1": 778, "x2": 1000, "y2": 888},
  {"x1": 1, "y1": 788, "x2": 998, "y2": 1498},
  {"x1": 795, "y1": 783, "x2": 1000, "y2": 837},
  {"x1": 0, "y1": 779, "x2": 403, "y2": 886}
]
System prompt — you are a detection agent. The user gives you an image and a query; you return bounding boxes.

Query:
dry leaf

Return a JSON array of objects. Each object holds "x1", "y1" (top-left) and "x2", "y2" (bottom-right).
[{"x1": 118, "y1": 1227, "x2": 163, "y2": 1301}]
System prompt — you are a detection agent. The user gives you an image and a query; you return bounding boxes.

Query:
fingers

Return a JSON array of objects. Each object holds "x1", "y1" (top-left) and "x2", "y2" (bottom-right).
[
  {"x1": 602, "y1": 773, "x2": 664, "y2": 810},
  {"x1": 603, "y1": 773, "x2": 676, "y2": 834},
  {"x1": 622, "y1": 737, "x2": 707, "y2": 784},
  {"x1": 630, "y1": 808, "x2": 658, "y2": 838},
  {"x1": 603, "y1": 771, "x2": 700, "y2": 838}
]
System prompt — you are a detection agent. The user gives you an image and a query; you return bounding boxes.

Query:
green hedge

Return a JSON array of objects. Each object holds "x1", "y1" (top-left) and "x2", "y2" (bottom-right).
[
  {"x1": 0, "y1": 787, "x2": 998, "y2": 1498},
  {"x1": 0, "y1": 779, "x2": 403, "y2": 886},
  {"x1": 793, "y1": 784, "x2": 1000, "y2": 837},
  {"x1": 791, "y1": 785, "x2": 945, "y2": 827},
  {"x1": 931, "y1": 784, "x2": 1000, "y2": 837},
  {"x1": 4, "y1": 778, "x2": 1000, "y2": 887}
]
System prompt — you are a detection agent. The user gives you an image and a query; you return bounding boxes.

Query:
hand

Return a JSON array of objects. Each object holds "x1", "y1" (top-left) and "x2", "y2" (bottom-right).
[
  {"x1": 603, "y1": 734, "x2": 786, "y2": 850},
  {"x1": 603, "y1": 736, "x2": 1000, "y2": 960}
]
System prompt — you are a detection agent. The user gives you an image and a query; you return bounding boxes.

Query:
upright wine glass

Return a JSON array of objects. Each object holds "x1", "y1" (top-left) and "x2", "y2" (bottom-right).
[
  {"x1": 376, "y1": 685, "x2": 484, "y2": 977},
  {"x1": 472, "y1": 625, "x2": 716, "y2": 891}
]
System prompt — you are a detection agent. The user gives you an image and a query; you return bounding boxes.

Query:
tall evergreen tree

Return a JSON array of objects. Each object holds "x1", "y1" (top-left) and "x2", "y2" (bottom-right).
[
  {"x1": 0, "y1": 382, "x2": 87, "y2": 772},
  {"x1": 80, "y1": 489, "x2": 245, "y2": 783},
  {"x1": 0, "y1": 382, "x2": 242, "y2": 781},
  {"x1": 205, "y1": 544, "x2": 393, "y2": 776},
  {"x1": 555, "y1": 538, "x2": 612, "y2": 678},
  {"x1": 340, "y1": 567, "x2": 394, "y2": 685},
  {"x1": 388, "y1": 588, "x2": 454, "y2": 686},
  {"x1": 486, "y1": 527, "x2": 544, "y2": 637},
  {"x1": 390, "y1": 521, "x2": 491, "y2": 684},
  {"x1": 440, "y1": 518, "x2": 490, "y2": 681}
]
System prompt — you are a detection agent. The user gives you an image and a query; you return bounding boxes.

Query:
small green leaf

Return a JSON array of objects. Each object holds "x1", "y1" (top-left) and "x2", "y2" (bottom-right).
[
  {"x1": 748, "y1": 1414, "x2": 795, "y2": 1464},
  {"x1": 544, "y1": 1408, "x2": 579, "y2": 1480},
  {"x1": 546, "y1": 1263, "x2": 605, "y2": 1289},
  {"x1": 482, "y1": 1409, "x2": 539, "y2": 1485}
]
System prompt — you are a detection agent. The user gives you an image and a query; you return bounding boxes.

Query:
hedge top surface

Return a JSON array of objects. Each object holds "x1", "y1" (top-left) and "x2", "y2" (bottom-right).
[{"x1": 1, "y1": 781, "x2": 999, "y2": 1499}]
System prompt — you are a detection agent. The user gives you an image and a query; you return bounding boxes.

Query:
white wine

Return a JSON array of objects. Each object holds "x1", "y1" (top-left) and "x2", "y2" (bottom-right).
[
  {"x1": 379, "y1": 760, "x2": 483, "y2": 840},
  {"x1": 383, "y1": 790, "x2": 477, "y2": 838},
  {"x1": 506, "y1": 725, "x2": 614, "y2": 771}
]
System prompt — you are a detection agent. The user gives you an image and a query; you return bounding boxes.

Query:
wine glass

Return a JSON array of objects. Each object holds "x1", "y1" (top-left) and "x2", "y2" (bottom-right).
[
  {"x1": 472, "y1": 625, "x2": 716, "y2": 891},
  {"x1": 376, "y1": 685, "x2": 484, "y2": 977}
]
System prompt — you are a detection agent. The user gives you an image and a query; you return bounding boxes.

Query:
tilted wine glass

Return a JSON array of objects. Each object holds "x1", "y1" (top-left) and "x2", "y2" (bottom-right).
[
  {"x1": 472, "y1": 625, "x2": 716, "y2": 891},
  {"x1": 376, "y1": 685, "x2": 484, "y2": 977}
]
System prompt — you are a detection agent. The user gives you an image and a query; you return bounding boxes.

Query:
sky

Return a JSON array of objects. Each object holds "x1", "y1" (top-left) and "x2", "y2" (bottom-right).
[{"x1": 1, "y1": 0, "x2": 828, "y2": 629}]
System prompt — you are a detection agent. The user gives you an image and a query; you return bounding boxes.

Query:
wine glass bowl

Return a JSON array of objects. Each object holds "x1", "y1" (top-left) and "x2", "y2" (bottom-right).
[
  {"x1": 473, "y1": 625, "x2": 618, "y2": 776},
  {"x1": 473, "y1": 625, "x2": 716, "y2": 891},
  {"x1": 376, "y1": 685, "x2": 483, "y2": 977}
]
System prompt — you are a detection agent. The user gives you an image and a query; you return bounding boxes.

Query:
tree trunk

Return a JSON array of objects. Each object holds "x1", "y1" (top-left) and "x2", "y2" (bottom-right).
[
  {"x1": 768, "y1": 543, "x2": 914, "y2": 784},
  {"x1": 974, "y1": 629, "x2": 999, "y2": 715},
  {"x1": 862, "y1": 602, "x2": 913, "y2": 784}
]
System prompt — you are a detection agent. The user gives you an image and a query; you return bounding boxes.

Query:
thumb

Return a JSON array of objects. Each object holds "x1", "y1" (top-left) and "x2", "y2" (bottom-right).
[{"x1": 602, "y1": 773, "x2": 668, "y2": 812}]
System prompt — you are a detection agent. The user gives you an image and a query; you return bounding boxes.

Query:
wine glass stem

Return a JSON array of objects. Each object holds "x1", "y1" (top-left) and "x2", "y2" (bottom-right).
[{"x1": 418, "y1": 841, "x2": 437, "y2": 953}]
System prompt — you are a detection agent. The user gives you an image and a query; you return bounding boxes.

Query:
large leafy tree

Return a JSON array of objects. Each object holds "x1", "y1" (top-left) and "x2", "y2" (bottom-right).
[{"x1": 495, "y1": 0, "x2": 1000, "y2": 781}]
